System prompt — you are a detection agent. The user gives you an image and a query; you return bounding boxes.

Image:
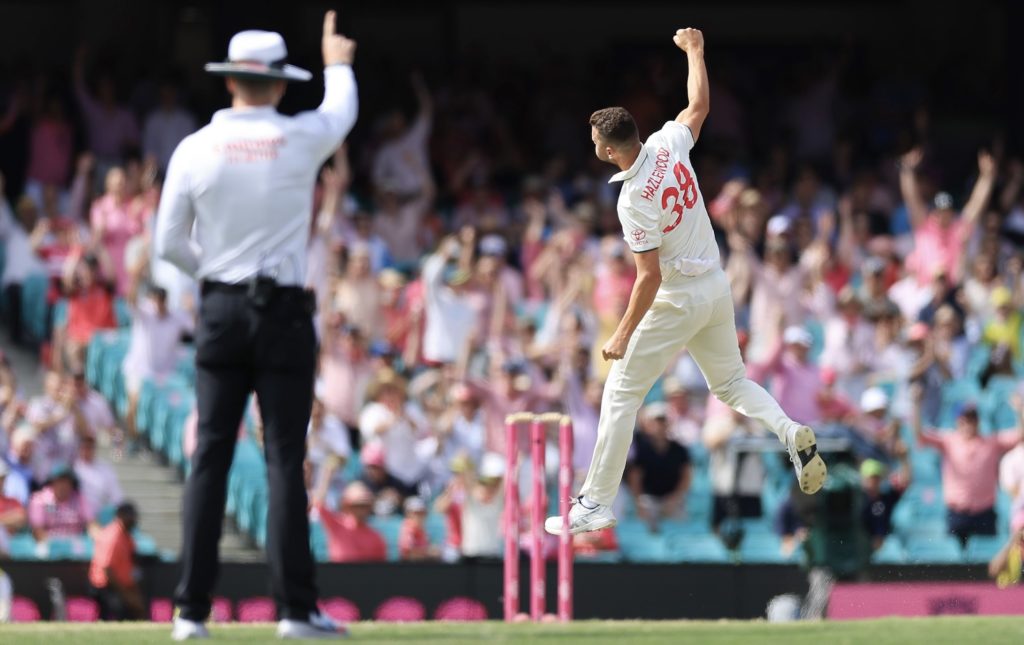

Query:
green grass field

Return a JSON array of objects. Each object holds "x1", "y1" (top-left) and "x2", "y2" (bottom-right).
[{"x1": 3, "y1": 618, "x2": 1023, "y2": 645}]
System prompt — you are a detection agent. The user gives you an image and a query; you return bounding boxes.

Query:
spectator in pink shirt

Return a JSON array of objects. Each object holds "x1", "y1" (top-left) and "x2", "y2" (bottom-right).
[
  {"x1": 756, "y1": 326, "x2": 822, "y2": 426},
  {"x1": 28, "y1": 465, "x2": 95, "y2": 541},
  {"x1": 398, "y1": 496, "x2": 438, "y2": 561},
  {"x1": 899, "y1": 147, "x2": 997, "y2": 285},
  {"x1": 318, "y1": 320, "x2": 373, "y2": 429},
  {"x1": 89, "y1": 167, "x2": 150, "y2": 295},
  {"x1": 911, "y1": 385, "x2": 1022, "y2": 545},
  {"x1": 313, "y1": 481, "x2": 387, "y2": 563}
]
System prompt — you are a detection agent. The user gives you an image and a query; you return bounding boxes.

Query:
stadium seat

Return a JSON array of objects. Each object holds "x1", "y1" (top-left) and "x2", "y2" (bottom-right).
[
  {"x1": 9, "y1": 533, "x2": 41, "y2": 560},
  {"x1": 739, "y1": 533, "x2": 790, "y2": 563},
  {"x1": 212, "y1": 597, "x2": 234, "y2": 622},
  {"x1": 870, "y1": 535, "x2": 907, "y2": 564},
  {"x1": 150, "y1": 598, "x2": 173, "y2": 622},
  {"x1": 905, "y1": 535, "x2": 963, "y2": 564},
  {"x1": 310, "y1": 519, "x2": 329, "y2": 561},
  {"x1": 11, "y1": 596, "x2": 41, "y2": 622},
  {"x1": 374, "y1": 596, "x2": 426, "y2": 622},
  {"x1": 20, "y1": 272, "x2": 49, "y2": 342},
  {"x1": 434, "y1": 596, "x2": 488, "y2": 621},
  {"x1": 319, "y1": 597, "x2": 360, "y2": 622},
  {"x1": 133, "y1": 531, "x2": 159, "y2": 557},
  {"x1": 965, "y1": 535, "x2": 1005, "y2": 563},
  {"x1": 666, "y1": 533, "x2": 730, "y2": 563},
  {"x1": 619, "y1": 531, "x2": 668, "y2": 562},
  {"x1": 65, "y1": 596, "x2": 100, "y2": 622},
  {"x1": 237, "y1": 596, "x2": 276, "y2": 622}
]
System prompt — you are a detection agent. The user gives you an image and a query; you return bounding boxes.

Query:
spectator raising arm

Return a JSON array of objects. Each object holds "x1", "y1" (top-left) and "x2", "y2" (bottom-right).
[
  {"x1": 910, "y1": 384, "x2": 945, "y2": 452},
  {"x1": 960, "y1": 150, "x2": 998, "y2": 232},
  {"x1": 898, "y1": 147, "x2": 928, "y2": 231}
]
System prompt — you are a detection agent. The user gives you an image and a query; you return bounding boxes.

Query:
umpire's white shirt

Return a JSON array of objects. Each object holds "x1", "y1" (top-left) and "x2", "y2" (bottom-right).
[{"x1": 154, "y1": 65, "x2": 358, "y2": 286}]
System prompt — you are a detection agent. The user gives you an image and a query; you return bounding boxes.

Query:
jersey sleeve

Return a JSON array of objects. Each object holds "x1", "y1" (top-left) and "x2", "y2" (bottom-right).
[
  {"x1": 658, "y1": 121, "x2": 695, "y2": 154},
  {"x1": 619, "y1": 199, "x2": 662, "y2": 254}
]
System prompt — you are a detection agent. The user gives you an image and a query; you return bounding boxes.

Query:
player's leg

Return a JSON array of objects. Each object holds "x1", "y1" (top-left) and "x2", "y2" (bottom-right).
[
  {"x1": 686, "y1": 282, "x2": 826, "y2": 494},
  {"x1": 547, "y1": 295, "x2": 704, "y2": 535}
]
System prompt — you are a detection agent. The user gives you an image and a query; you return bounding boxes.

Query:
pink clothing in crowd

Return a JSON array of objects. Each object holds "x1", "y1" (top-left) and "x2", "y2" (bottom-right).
[
  {"x1": 757, "y1": 350, "x2": 823, "y2": 426},
  {"x1": 28, "y1": 487, "x2": 93, "y2": 537},
  {"x1": 918, "y1": 429, "x2": 1020, "y2": 514},
  {"x1": 90, "y1": 194, "x2": 150, "y2": 294},
  {"x1": 907, "y1": 216, "x2": 969, "y2": 284}
]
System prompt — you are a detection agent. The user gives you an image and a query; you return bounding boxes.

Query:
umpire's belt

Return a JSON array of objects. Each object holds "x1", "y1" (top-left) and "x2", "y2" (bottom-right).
[{"x1": 201, "y1": 280, "x2": 316, "y2": 313}]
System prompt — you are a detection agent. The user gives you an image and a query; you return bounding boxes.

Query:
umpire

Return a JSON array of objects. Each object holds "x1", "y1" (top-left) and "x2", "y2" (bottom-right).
[{"x1": 155, "y1": 11, "x2": 357, "y2": 641}]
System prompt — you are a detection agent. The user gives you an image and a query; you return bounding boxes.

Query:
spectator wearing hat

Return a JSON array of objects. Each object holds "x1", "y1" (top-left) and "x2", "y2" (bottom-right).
[
  {"x1": 420, "y1": 236, "x2": 477, "y2": 365},
  {"x1": 860, "y1": 451, "x2": 911, "y2": 551},
  {"x1": 963, "y1": 255, "x2": 1001, "y2": 326},
  {"x1": 333, "y1": 243, "x2": 383, "y2": 339},
  {"x1": 820, "y1": 286, "x2": 875, "y2": 399},
  {"x1": 0, "y1": 461, "x2": 27, "y2": 556},
  {"x1": 846, "y1": 386, "x2": 903, "y2": 462},
  {"x1": 122, "y1": 273, "x2": 193, "y2": 448},
  {"x1": 358, "y1": 370, "x2": 428, "y2": 494},
  {"x1": 432, "y1": 454, "x2": 471, "y2": 562},
  {"x1": 89, "y1": 502, "x2": 145, "y2": 620},
  {"x1": 899, "y1": 147, "x2": 997, "y2": 285},
  {"x1": 816, "y1": 367, "x2": 856, "y2": 425},
  {"x1": 458, "y1": 452, "x2": 505, "y2": 559},
  {"x1": 911, "y1": 385, "x2": 1022, "y2": 545},
  {"x1": 74, "y1": 433, "x2": 124, "y2": 516},
  {"x1": 319, "y1": 318, "x2": 374, "y2": 431},
  {"x1": 313, "y1": 482, "x2": 387, "y2": 563},
  {"x1": 982, "y1": 286, "x2": 1022, "y2": 361},
  {"x1": 398, "y1": 496, "x2": 438, "y2": 561},
  {"x1": 756, "y1": 326, "x2": 823, "y2": 427},
  {"x1": 357, "y1": 442, "x2": 411, "y2": 515},
  {"x1": 28, "y1": 464, "x2": 94, "y2": 541},
  {"x1": 627, "y1": 403, "x2": 692, "y2": 529},
  {"x1": 906, "y1": 321, "x2": 947, "y2": 426},
  {"x1": 663, "y1": 377, "x2": 702, "y2": 447}
]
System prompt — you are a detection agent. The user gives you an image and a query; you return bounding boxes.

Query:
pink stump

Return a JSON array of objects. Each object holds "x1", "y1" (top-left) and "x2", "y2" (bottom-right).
[
  {"x1": 530, "y1": 417, "x2": 546, "y2": 621},
  {"x1": 503, "y1": 417, "x2": 520, "y2": 622},
  {"x1": 557, "y1": 416, "x2": 574, "y2": 622}
]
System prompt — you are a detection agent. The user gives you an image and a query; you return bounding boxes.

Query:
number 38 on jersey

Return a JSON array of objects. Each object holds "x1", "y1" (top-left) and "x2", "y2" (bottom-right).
[{"x1": 661, "y1": 161, "x2": 698, "y2": 233}]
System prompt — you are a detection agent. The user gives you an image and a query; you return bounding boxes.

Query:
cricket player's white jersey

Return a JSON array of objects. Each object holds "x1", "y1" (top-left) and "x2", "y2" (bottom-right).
[{"x1": 609, "y1": 121, "x2": 720, "y2": 278}]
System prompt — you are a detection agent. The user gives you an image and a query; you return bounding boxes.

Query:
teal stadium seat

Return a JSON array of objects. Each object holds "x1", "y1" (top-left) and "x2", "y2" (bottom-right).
[
  {"x1": 905, "y1": 535, "x2": 963, "y2": 564},
  {"x1": 20, "y1": 272, "x2": 49, "y2": 342},
  {"x1": 665, "y1": 532, "x2": 730, "y2": 563},
  {"x1": 870, "y1": 535, "x2": 907, "y2": 564},
  {"x1": 739, "y1": 533, "x2": 792, "y2": 563},
  {"x1": 965, "y1": 535, "x2": 1005, "y2": 563}
]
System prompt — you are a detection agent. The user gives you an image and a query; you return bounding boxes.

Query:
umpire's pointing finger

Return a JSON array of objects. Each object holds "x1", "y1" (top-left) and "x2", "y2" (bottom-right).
[{"x1": 324, "y1": 10, "x2": 337, "y2": 38}]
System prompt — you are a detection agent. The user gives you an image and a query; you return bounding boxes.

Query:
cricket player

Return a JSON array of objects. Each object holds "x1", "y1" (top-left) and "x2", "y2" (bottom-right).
[{"x1": 546, "y1": 28, "x2": 826, "y2": 536}]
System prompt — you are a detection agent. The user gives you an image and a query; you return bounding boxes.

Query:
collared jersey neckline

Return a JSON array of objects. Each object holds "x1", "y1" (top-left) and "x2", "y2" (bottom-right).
[{"x1": 608, "y1": 147, "x2": 650, "y2": 183}]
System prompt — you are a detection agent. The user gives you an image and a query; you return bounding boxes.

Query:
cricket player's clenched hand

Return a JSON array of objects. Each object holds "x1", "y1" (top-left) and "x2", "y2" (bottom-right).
[
  {"x1": 601, "y1": 334, "x2": 629, "y2": 361},
  {"x1": 673, "y1": 28, "x2": 703, "y2": 54}
]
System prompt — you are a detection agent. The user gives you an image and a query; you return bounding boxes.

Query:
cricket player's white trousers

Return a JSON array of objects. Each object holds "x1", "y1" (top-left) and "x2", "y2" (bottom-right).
[{"x1": 580, "y1": 267, "x2": 797, "y2": 506}]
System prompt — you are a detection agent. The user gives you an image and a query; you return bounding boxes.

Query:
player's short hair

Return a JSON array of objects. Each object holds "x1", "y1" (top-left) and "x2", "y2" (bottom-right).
[{"x1": 590, "y1": 107, "x2": 638, "y2": 145}]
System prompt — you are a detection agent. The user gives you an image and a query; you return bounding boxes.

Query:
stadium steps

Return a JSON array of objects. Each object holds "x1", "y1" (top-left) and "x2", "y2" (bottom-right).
[{"x1": 105, "y1": 439, "x2": 263, "y2": 562}]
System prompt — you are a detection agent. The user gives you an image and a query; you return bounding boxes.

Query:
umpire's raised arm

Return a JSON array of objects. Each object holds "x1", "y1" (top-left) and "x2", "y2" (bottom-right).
[{"x1": 302, "y1": 10, "x2": 358, "y2": 158}]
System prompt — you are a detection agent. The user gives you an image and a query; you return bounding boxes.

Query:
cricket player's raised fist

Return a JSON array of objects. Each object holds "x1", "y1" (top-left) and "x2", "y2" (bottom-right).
[
  {"x1": 323, "y1": 10, "x2": 357, "y2": 67},
  {"x1": 673, "y1": 28, "x2": 703, "y2": 54}
]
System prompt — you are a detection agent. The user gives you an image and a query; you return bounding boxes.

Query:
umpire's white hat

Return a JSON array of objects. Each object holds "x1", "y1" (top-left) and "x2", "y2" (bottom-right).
[{"x1": 205, "y1": 30, "x2": 312, "y2": 82}]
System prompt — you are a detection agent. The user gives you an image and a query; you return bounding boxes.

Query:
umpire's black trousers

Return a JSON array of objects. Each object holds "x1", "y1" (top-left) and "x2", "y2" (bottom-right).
[{"x1": 175, "y1": 282, "x2": 318, "y2": 621}]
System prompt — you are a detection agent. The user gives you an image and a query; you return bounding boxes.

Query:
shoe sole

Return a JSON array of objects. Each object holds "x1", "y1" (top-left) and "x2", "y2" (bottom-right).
[
  {"x1": 790, "y1": 426, "x2": 827, "y2": 495},
  {"x1": 544, "y1": 515, "x2": 618, "y2": 536}
]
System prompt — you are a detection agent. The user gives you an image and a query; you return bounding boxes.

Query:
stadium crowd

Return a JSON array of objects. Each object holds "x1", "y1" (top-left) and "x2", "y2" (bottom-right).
[{"x1": 0, "y1": 43, "x2": 1023, "y2": 575}]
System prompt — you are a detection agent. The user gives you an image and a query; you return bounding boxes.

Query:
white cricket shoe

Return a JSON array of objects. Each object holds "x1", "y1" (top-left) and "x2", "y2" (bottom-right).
[
  {"x1": 171, "y1": 617, "x2": 210, "y2": 641},
  {"x1": 786, "y1": 425, "x2": 827, "y2": 495},
  {"x1": 544, "y1": 497, "x2": 617, "y2": 536},
  {"x1": 277, "y1": 611, "x2": 349, "y2": 640}
]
